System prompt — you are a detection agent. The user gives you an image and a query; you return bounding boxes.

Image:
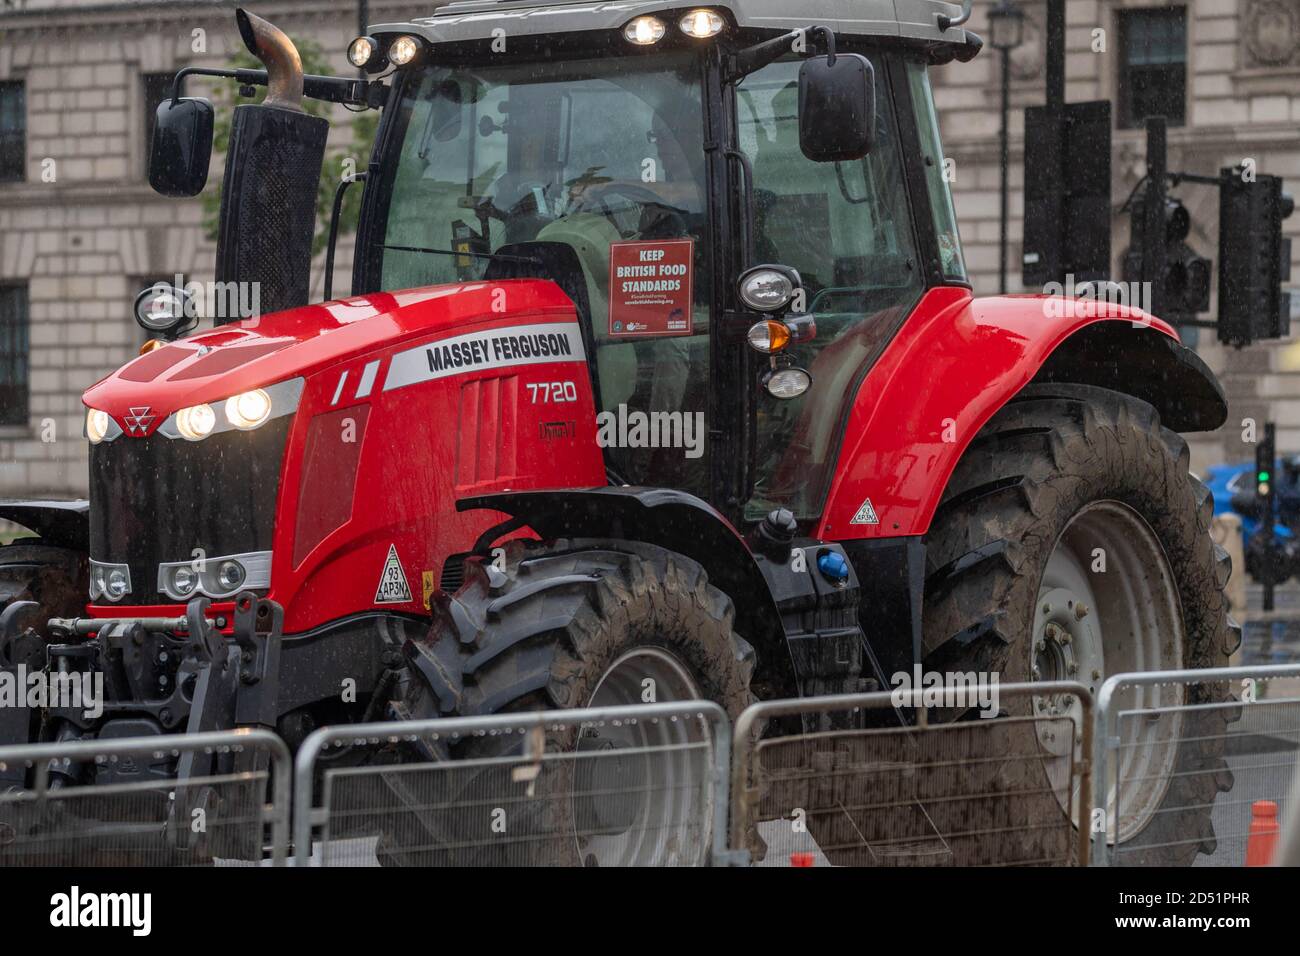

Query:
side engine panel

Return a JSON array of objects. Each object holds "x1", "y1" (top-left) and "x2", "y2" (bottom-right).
[{"x1": 273, "y1": 314, "x2": 606, "y2": 633}]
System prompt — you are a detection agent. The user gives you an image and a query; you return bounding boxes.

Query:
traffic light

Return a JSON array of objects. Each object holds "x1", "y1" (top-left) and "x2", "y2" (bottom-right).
[
  {"x1": 1122, "y1": 194, "x2": 1213, "y2": 321},
  {"x1": 1257, "y1": 425, "x2": 1275, "y2": 517},
  {"x1": 1022, "y1": 101, "x2": 1112, "y2": 288},
  {"x1": 1218, "y1": 169, "x2": 1294, "y2": 346}
]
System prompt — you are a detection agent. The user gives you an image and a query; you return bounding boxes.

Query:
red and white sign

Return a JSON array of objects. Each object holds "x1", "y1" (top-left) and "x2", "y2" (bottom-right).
[{"x1": 608, "y1": 239, "x2": 694, "y2": 338}]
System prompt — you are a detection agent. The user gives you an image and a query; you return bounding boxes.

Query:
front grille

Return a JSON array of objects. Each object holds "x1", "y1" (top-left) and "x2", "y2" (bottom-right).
[{"x1": 88, "y1": 417, "x2": 292, "y2": 604}]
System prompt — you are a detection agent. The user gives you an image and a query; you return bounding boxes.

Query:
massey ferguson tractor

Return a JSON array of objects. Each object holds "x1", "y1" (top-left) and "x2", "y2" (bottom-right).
[{"x1": 0, "y1": 0, "x2": 1238, "y2": 866}]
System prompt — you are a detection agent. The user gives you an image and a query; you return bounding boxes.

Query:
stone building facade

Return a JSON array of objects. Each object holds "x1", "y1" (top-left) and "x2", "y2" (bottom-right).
[
  {"x1": 0, "y1": 0, "x2": 419, "y2": 501},
  {"x1": 0, "y1": 0, "x2": 1297, "y2": 504}
]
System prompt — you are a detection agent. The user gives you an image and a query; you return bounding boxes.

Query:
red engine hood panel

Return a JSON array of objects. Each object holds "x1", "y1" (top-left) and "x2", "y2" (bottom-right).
[{"x1": 83, "y1": 280, "x2": 576, "y2": 426}]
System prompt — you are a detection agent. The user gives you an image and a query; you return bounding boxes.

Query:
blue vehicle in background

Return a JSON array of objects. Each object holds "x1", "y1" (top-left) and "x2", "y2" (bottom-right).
[
  {"x1": 1206, "y1": 457, "x2": 1300, "y2": 584},
  {"x1": 1205, "y1": 460, "x2": 1297, "y2": 541}
]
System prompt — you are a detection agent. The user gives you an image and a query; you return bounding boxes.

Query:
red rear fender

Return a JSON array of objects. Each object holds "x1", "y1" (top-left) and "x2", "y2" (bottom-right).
[{"x1": 817, "y1": 287, "x2": 1225, "y2": 540}]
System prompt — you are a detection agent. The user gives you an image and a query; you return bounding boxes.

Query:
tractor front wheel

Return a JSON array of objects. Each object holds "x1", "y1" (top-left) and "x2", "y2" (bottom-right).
[
  {"x1": 922, "y1": 383, "x2": 1239, "y2": 865},
  {"x1": 382, "y1": 540, "x2": 754, "y2": 866}
]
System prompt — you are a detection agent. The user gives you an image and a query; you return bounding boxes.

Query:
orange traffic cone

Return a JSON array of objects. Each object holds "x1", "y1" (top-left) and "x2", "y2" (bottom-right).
[
  {"x1": 1246, "y1": 800, "x2": 1279, "y2": 866},
  {"x1": 790, "y1": 852, "x2": 815, "y2": 867}
]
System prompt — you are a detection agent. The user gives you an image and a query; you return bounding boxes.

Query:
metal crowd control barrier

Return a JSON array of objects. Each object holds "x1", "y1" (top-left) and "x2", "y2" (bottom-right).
[
  {"x1": 293, "y1": 700, "x2": 730, "y2": 867},
  {"x1": 729, "y1": 681, "x2": 1093, "y2": 867},
  {"x1": 1093, "y1": 663, "x2": 1300, "y2": 867},
  {"x1": 0, "y1": 728, "x2": 291, "y2": 866}
]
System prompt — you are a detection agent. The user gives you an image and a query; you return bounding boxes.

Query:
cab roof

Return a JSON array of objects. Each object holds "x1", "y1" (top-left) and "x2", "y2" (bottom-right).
[{"x1": 372, "y1": 0, "x2": 971, "y2": 46}]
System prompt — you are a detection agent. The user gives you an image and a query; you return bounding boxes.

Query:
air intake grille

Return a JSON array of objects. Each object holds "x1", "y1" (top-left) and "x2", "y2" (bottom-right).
[{"x1": 440, "y1": 553, "x2": 469, "y2": 594}]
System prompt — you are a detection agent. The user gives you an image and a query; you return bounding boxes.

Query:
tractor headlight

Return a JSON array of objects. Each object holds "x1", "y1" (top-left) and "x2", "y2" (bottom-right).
[
  {"x1": 679, "y1": 9, "x2": 725, "y2": 38},
  {"x1": 105, "y1": 568, "x2": 130, "y2": 600},
  {"x1": 225, "y1": 389, "x2": 272, "y2": 430},
  {"x1": 763, "y1": 366, "x2": 813, "y2": 400},
  {"x1": 624, "y1": 16, "x2": 667, "y2": 45},
  {"x1": 738, "y1": 265, "x2": 801, "y2": 312},
  {"x1": 86, "y1": 408, "x2": 111, "y2": 444},
  {"x1": 89, "y1": 560, "x2": 132, "y2": 602},
  {"x1": 174, "y1": 403, "x2": 216, "y2": 441},
  {"x1": 389, "y1": 35, "x2": 421, "y2": 66},
  {"x1": 216, "y1": 560, "x2": 246, "y2": 592},
  {"x1": 133, "y1": 282, "x2": 194, "y2": 338},
  {"x1": 170, "y1": 566, "x2": 199, "y2": 597},
  {"x1": 157, "y1": 378, "x2": 303, "y2": 441},
  {"x1": 159, "y1": 551, "x2": 271, "y2": 601},
  {"x1": 348, "y1": 36, "x2": 378, "y2": 68}
]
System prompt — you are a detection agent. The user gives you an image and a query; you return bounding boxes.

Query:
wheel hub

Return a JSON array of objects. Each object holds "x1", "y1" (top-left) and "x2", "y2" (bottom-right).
[
  {"x1": 1031, "y1": 588, "x2": 1096, "y2": 761},
  {"x1": 574, "y1": 647, "x2": 710, "y2": 867}
]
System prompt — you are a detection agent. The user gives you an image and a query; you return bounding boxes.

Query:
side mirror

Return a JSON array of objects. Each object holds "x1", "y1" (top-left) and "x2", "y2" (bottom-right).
[
  {"x1": 148, "y1": 97, "x2": 214, "y2": 197},
  {"x1": 798, "y1": 53, "x2": 875, "y2": 163}
]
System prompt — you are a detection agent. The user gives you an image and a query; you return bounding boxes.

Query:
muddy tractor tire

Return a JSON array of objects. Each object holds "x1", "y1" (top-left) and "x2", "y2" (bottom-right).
[
  {"x1": 921, "y1": 383, "x2": 1238, "y2": 865},
  {"x1": 379, "y1": 539, "x2": 754, "y2": 867},
  {"x1": 0, "y1": 541, "x2": 87, "y2": 645}
]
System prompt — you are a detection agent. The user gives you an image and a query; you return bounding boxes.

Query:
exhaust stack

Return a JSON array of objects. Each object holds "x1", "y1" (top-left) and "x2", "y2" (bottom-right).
[
  {"x1": 236, "y1": 9, "x2": 304, "y2": 110},
  {"x1": 214, "y1": 9, "x2": 328, "y2": 322}
]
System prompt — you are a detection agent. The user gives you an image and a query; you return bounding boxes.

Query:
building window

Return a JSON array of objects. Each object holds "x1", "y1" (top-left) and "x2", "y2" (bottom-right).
[
  {"x1": 142, "y1": 72, "x2": 174, "y2": 171},
  {"x1": 0, "y1": 81, "x2": 25, "y2": 183},
  {"x1": 0, "y1": 284, "x2": 30, "y2": 427},
  {"x1": 1118, "y1": 7, "x2": 1187, "y2": 129}
]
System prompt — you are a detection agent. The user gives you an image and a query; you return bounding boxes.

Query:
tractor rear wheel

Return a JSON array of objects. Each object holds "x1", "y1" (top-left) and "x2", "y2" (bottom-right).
[
  {"x1": 381, "y1": 540, "x2": 754, "y2": 867},
  {"x1": 922, "y1": 383, "x2": 1238, "y2": 865}
]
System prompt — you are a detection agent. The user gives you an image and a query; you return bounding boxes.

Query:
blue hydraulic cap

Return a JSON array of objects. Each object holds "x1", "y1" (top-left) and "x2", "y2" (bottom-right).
[{"x1": 817, "y1": 550, "x2": 850, "y2": 586}]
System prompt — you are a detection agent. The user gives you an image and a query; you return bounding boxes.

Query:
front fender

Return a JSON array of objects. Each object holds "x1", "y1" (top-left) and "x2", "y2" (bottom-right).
[
  {"x1": 457, "y1": 487, "x2": 792, "y2": 690},
  {"x1": 0, "y1": 499, "x2": 89, "y2": 552},
  {"x1": 817, "y1": 287, "x2": 1227, "y2": 540}
]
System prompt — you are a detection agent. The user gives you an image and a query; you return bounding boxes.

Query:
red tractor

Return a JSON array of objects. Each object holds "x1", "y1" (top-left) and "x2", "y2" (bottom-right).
[{"x1": 0, "y1": 1, "x2": 1236, "y2": 865}]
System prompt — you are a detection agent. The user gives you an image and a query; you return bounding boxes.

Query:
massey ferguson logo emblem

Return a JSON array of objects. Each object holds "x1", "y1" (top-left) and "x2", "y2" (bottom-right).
[{"x1": 123, "y1": 406, "x2": 156, "y2": 436}]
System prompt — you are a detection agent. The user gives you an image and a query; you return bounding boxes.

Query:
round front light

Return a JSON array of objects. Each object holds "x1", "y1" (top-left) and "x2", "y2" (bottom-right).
[
  {"x1": 679, "y1": 9, "x2": 725, "y2": 38},
  {"x1": 739, "y1": 268, "x2": 796, "y2": 312},
  {"x1": 172, "y1": 567, "x2": 198, "y2": 596},
  {"x1": 175, "y1": 403, "x2": 216, "y2": 441},
  {"x1": 225, "y1": 389, "x2": 272, "y2": 430},
  {"x1": 89, "y1": 565, "x2": 106, "y2": 600},
  {"x1": 86, "y1": 408, "x2": 110, "y2": 444},
  {"x1": 764, "y1": 367, "x2": 812, "y2": 400},
  {"x1": 105, "y1": 568, "x2": 130, "y2": 601},
  {"x1": 624, "y1": 16, "x2": 666, "y2": 45},
  {"x1": 348, "y1": 36, "x2": 378, "y2": 68},
  {"x1": 389, "y1": 35, "x2": 421, "y2": 66},
  {"x1": 133, "y1": 283, "x2": 190, "y2": 334},
  {"x1": 746, "y1": 319, "x2": 791, "y2": 354},
  {"x1": 216, "y1": 560, "x2": 246, "y2": 593}
]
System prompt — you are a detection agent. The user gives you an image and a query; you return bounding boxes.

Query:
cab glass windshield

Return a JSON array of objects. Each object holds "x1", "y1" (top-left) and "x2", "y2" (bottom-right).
[{"x1": 374, "y1": 53, "x2": 713, "y2": 494}]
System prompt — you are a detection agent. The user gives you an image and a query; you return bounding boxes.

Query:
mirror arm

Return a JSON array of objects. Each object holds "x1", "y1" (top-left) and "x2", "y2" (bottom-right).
[
  {"x1": 726, "y1": 24, "x2": 837, "y2": 82},
  {"x1": 169, "y1": 67, "x2": 388, "y2": 110},
  {"x1": 937, "y1": 0, "x2": 973, "y2": 32}
]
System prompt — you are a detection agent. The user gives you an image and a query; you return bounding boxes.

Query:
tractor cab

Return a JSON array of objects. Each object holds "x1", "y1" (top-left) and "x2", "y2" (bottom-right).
[{"x1": 345, "y1": 0, "x2": 983, "y2": 524}]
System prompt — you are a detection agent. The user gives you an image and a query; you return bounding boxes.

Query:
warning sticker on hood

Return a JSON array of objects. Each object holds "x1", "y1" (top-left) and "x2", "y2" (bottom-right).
[
  {"x1": 375, "y1": 544, "x2": 413, "y2": 604},
  {"x1": 608, "y1": 239, "x2": 694, "y2": 338}
]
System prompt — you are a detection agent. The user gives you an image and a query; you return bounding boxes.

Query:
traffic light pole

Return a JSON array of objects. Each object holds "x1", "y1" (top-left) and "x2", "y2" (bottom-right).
[
  {"x1": 1260, "y1": 422, "x2": 1277, "y2": 612},
  {"x1": 1143, "y1": 118, "x2": 1169, "y2": 321}
]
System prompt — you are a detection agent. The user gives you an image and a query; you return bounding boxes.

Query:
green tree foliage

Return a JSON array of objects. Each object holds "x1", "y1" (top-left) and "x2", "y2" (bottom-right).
[{"x1": 200, "y1": 38, "x2": 377, "y2": 259}]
